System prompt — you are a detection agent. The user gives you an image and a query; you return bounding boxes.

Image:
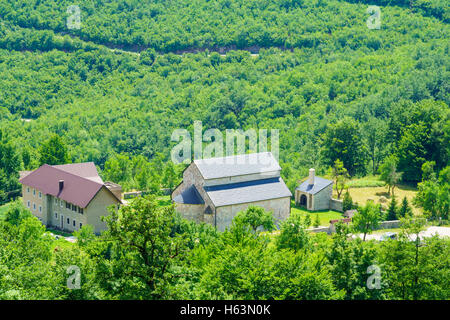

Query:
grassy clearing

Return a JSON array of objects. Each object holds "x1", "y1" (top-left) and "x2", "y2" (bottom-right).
[
  {"x1": 291, "y1": 201, "x2": 343, "y2": 227},
  {"x1": 345, "y1": 175, "x2": 385, "y2": 188},
  {"x1": 337, "y1": 184, "x2": 421, "y2": 215}
]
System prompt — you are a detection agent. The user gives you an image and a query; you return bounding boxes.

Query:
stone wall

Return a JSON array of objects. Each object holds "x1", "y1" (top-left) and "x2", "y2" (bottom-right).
[
  {"x1": 171, "y1": 163, "x2": 216, "y2": 221},
  {"x1": 306, "y1": 219, "x2": 402, "y2": 235},
  {"x1": 307, "y1": 226, "x2": 331, "y2": 234},
  {"x1": 203, "y1": 212, "x2": 215, "y2": 226},
  {"x1": 215, "y1": 197, "x2": 291, "y2": 231},
  {"x1": 330, "y1": 198, "x2": 343, "y2": 212},
  {"x1": 174, "y1": 203, "x2": 205, "y2": 222},
  {"x1": 313, "y1": 184, "x2": 333, "y2": 211},
  {"x1": 376, "y1": 220, "x2": 401, "y2": 230}
]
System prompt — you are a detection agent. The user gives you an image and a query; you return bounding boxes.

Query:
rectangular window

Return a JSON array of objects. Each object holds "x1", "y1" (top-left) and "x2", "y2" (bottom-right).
[
  {"x1": 73, "y1": 220, "x2": 76, "y2": 226},
  {"x1": 33, "y1": 189, "x2": 36, "y2": 196},
  {"x1": 33, "y1": 203, "x2": 36, "y2": 210},
  {"x1": 27, "y1": 187, "x2": 30, "y2": 193},
  {"x1": 39, "y1": 192, "x2": 42, "y2": 198},
  {"x1": 78, "y1": 207, "x2": 83, "y2": 214},
  {"x1": 39, "y1": 206, "x2": 42, "y2": 213},
  {"x1": 79, "y1": 223, "x2": 82, "y2": 228},
  {"x1": 60, "y1": 200, "x2": 63, "y2": 208},
  {"x1": 66, "y1": 202, "x2": 70, "y2": 209},
  {"x1": 55, "y1": 212, "x2": 58, "y2": 218},
  {"x1": 54, "y1": 198, "x2": 58, "y2": 204},
  {"x1": 67, "y1": 218, "x2": 70, "y2": 224},
  {"x1": 27, "y1": 201, "x2": 30, "y2": 208},
  {"x1": 72, "y1": 204, "x2": 76, "y2": 211}
]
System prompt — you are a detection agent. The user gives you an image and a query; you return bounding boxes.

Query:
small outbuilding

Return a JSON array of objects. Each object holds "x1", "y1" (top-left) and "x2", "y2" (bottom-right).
[{"x1": 295, "y1": 169, "x2": 342, "y2": 211}]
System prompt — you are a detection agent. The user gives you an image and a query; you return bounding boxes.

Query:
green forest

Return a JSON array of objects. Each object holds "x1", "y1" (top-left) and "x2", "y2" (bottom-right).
[
  {"x1": 0, "y1": 196, "x2": 449, "y2": 299},
  {"x1": 0, "y1": 0, "x2": 448, "y2": 300}
]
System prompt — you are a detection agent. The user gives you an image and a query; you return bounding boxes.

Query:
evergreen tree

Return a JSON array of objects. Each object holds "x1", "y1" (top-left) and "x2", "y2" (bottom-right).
[
  {"x1": 387, "y1": 196, "x2": 398, "y2": 221},
  {"x1": 304, "y1": 213, "x2": 312, "y2": 228},
  {"x1": 398, "y1": 196, "x2": 413, "y2": 218},
  {"x1": 343, "y1": 191, "x2": 353, "y2": 211}
]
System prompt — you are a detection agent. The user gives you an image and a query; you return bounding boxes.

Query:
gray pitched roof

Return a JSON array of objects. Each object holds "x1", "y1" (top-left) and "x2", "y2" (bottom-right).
[
  {"x1": 296, "y1": 176, "x2": 333, "y2": 195},
  {"x1": 194, "y1": 152, "x2": 281, "y2": 180},
  {"x1": 204, "y1": 177, "x2": 292, "y2": 207},
  {"x1": 173, "y1": 185, "x2": 204, "y2": 205}
]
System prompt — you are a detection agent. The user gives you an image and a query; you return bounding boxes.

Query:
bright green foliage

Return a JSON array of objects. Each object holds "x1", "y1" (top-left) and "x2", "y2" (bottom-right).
[
  {"x1": 0, "y1": 0, "x2": 448, "y2": 301},
  {"x1": 0, "y1": 217, "x2": 54, "y2": 299},
  {"x1": 39, "y1": 134, "x2": 70, "y2": 166},
  {"x1": 0, "y1": 130, "x2": 21, "y2": 203},
  {"x1": 233, "y1": 206, "x2": 275, "y2": 233},
  {"x1": 162, "y1": 161, "x2": 177, "y2": 192},
  {"x1": 326, "y1": 225, "x2": 386, "y2": 300},
  {"x1": 0, "y1": 193, "x2": 448, "y2": 300},
  {"x1": 102, "y1": 153, "x2": 182, "y2": 192},
  {"x1": 321, "y1": 118, "x2": 368, "y2": 176},
  {"x1": 414, "y1": 166, "x2": 450, "y2": 220},
  {"x1": 379, "y1": 155, "x2": 402, "y2": 196},
  {"x1": 393, "y1": 100, "x2": 449, "y2": 182},
  {"x1": 363, "y1": 117, "x2": 388, "y2": 175},
  {"x1": 314, "y1": 214, "x2": 320, "y2": 228},
  {"x1": 343, "y1": 191, "x2": 353, "y2": 212},
  {"x1": 73, "y1": 225, "x2": 96, "y2": 248},
  {"x1": 277, "y1": 212, "x2": 310, "y2": 251},
  {"x1": 378, "y1": 217, "x2": 449, "y2": 300},
  {"x1": 331, "y1": 159, "x2": 349, "y2": 199},
  {"x1": 352, "y1": 201, "x2": 383, "y2": 241},
  {"x1": 99, "y1": 195, "x2": 187, "y2": 299},
  {"x1": 421, "y1": 161, "x2": 437, "y2": 181},
  {"x1": 4, "y1": 199, "x2": 32, "y2": 226},
  {"x1": 304, "y1": 213, "x2": 312, "y2": 228}
]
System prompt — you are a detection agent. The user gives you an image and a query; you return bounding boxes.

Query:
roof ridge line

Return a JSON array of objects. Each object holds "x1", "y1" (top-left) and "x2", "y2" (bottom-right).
[
  {"x1": 194, "y1": 151, "x2": 272, "y2": 162},
  {"x1": 48, "y1": 164, "x2": 104, "y2": 186}
]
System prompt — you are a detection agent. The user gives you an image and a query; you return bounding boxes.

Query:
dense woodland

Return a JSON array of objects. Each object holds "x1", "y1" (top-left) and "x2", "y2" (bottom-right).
[
  {"x1": 0, "y1": 196, "x2": 448, "y2": 299},
  {"x1": 0, "y1": 0, "x2": 448, "y2": 300}
]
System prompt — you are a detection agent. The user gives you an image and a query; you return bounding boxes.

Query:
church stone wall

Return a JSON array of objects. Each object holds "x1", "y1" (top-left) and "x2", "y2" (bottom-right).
[
  {"x1": 174, "y1": 203, "x2": 205, "y2": 222},
  {"x1": 215, "y1": 197, "x2": 291, "y2": 232}
]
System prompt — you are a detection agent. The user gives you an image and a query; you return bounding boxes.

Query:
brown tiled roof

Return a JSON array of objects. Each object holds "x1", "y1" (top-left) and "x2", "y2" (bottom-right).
[{"x1": 19, "y1": 163, "x2": 121, "y2": 208}]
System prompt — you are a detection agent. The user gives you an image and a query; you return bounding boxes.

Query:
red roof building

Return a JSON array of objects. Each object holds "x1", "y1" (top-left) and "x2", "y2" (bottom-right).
[{"x1": 19, "y1": 162, "x2": 122, "y2": 234}]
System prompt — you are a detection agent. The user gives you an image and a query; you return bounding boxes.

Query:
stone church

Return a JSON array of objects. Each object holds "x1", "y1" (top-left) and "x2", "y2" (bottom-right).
[
  {"x1": 171, "y1": 152, "x2": 292, "y2": 231},
  {"x1": 295, "y1": 169, "x2": 342, "y2": 212}
]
